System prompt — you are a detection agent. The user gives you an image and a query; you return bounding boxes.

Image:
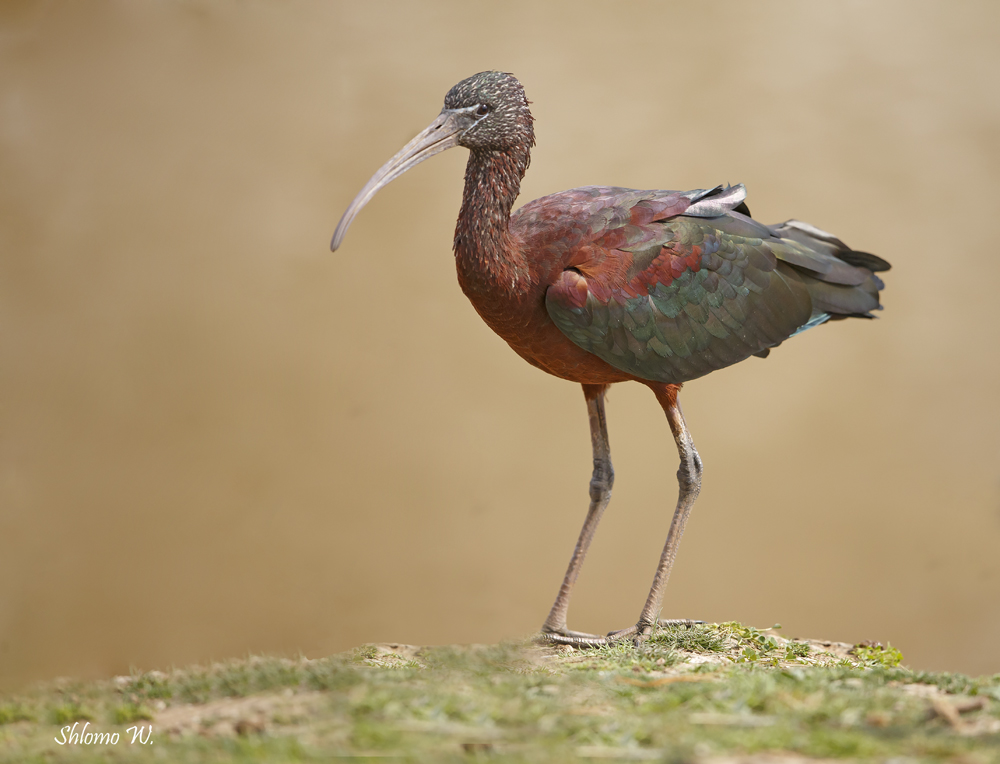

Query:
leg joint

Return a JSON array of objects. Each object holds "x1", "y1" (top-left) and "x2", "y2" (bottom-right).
[
  {"x1": 676, "y1": 447, "x2": 703, "y2": 492},
  {"x1": 589, "y1": 457, "x2": 614, "y2": 502}
]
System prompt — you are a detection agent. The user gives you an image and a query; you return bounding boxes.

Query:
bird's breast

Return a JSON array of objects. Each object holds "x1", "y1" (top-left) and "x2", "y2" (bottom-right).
[{"x1": 456, "y1": 267, "x2": 636, "y2": 385}]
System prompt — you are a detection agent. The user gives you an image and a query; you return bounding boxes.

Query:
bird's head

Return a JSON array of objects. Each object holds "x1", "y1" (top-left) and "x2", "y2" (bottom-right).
[
  {"x1": 331, "y1": 71, "x2": 534, "y2": 251},
  {"x1": 443, "y1": 71, "x2": 535, "y2": 153}
]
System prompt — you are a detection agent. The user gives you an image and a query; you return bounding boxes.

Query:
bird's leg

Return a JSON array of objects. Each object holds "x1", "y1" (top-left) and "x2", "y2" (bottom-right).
[
  {"x1": 539, "y1": 383, "x2": 703, "y2": 648},
  {"x1": 540, "y1": 383, "x2": 615, "y2": 646},
  {"x1": 608, "y1": 383, "x2": 703, "y2": 643}
]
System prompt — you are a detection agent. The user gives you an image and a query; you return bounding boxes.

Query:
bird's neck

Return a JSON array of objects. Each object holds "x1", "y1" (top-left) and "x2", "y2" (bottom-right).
[{"x1": 453, "y1": 147, "x2": 531, "y2": 299}]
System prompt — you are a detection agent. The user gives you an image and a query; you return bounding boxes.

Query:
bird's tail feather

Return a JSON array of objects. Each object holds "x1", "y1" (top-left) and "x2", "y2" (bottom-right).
[{"x1": 769, "y1": 219, "x2": 890, "y2": 325}]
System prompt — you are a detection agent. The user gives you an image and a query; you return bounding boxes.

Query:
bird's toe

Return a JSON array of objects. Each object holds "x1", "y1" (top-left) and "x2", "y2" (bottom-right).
[
  {"x1": 538, "y1": 628, "x2": 609, "y2": 647},
  {"x1": 656, "y1": 618, "x2": 705, "y2": 628}
]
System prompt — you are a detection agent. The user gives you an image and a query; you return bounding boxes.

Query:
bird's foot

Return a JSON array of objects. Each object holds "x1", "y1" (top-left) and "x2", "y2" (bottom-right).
[{"x1": 538, "y1": 618, "x2": 704, "y2": 648}]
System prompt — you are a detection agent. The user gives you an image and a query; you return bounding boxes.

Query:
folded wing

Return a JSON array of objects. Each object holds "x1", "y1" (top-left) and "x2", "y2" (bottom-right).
[{"x1": 542, "y1": 185, "x2": 889, "y2": 385}]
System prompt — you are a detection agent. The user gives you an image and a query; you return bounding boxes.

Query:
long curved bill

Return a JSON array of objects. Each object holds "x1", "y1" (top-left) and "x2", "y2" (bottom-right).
[{"x1": 331, "y1": 109, "x2": 471, "y2": 251}]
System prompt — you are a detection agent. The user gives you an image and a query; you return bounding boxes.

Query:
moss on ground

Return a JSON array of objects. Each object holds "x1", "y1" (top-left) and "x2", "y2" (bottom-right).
[{"x1": 1, "y1": 623, "x2": 997, "y2": 763}]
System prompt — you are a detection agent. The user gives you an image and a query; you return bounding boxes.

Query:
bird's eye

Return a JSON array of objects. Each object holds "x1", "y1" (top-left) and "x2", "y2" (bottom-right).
[{"x1": 476, "y1": 103, "x2": 490, "y2": 116}]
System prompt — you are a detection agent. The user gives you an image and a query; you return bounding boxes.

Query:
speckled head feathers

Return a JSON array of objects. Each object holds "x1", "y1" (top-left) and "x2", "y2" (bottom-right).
[{"x1": 444, "y1": 71, "x2": 535, "y2": 153}]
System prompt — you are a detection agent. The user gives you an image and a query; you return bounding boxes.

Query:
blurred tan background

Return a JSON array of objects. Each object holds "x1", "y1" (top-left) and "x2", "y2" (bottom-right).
[{"x1": 2, "y1": 0, "x2": 999, "y2": 690}]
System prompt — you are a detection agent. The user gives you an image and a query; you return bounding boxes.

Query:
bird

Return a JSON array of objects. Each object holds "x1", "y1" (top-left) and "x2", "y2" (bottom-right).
[{"x1": 331, "y1": 71, "x2": 889, "y2": 646}]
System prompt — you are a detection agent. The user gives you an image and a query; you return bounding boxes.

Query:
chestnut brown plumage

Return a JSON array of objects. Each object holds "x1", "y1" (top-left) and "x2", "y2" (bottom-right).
[{"x1": 332, "y1": 71, "x2": 890, "y2": 645}]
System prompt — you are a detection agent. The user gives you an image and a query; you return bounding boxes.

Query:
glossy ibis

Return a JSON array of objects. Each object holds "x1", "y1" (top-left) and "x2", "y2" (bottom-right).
[{"x1": 331, "y1": 71, "x2": 889, "y2": 646}]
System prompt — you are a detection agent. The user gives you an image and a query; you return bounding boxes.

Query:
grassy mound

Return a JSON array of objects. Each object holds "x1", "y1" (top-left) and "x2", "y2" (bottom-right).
[{"x1": 1, "y1": 623, "x2": 998, "y2": 762}]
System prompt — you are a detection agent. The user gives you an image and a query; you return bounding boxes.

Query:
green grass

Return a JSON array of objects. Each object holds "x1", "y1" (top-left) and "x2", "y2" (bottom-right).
[
  {"x1": 47, "y1": 703, "x2": 93, "y2": 726},
  {"x1": 110, "y1": 703, "x2": 153, "y2": 724},
  {"x1": 0, "y1": 625, "x2": 997, "y2": 763}
]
